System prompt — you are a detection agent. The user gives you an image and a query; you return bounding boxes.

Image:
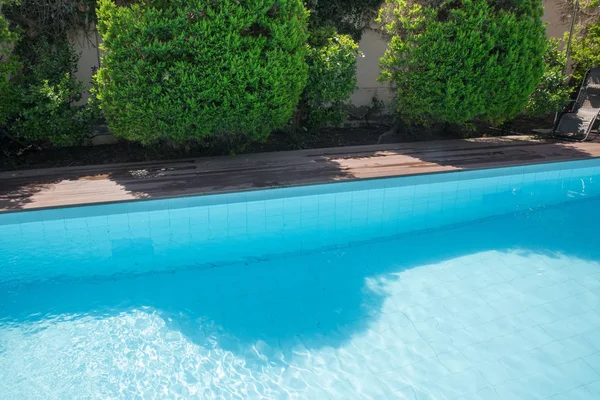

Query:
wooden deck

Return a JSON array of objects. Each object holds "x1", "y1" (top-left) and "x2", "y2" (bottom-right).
[{"x1": 1, "y1": 135, "x2": 600, "y2": 212}]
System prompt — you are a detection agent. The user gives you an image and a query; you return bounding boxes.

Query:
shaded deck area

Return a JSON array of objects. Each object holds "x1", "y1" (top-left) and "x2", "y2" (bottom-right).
[{"x1": 1, "y1": 135, "x2": 600, "y2": 212}]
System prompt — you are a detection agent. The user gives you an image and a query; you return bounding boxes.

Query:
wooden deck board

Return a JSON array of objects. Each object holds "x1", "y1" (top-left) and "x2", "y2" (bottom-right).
[{"x1": 2, "y1": 135, "x2": 600, "y2": 212}]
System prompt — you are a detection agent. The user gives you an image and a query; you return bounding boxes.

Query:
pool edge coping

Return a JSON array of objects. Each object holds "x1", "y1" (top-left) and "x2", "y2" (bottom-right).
[{"x1": 2, "y1": 151, "x2": 600, "y2": 218}]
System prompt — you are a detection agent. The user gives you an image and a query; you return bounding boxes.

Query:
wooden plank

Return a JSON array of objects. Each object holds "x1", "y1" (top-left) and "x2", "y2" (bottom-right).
[{"x1": 1, "y1": 135, "x2": 600, "y2": 212}]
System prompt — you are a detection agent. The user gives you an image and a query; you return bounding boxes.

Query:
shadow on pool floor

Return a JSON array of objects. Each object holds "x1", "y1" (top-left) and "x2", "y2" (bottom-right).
[{"x1": 0, "y1": 197, "x2": 599, "y2": 356}]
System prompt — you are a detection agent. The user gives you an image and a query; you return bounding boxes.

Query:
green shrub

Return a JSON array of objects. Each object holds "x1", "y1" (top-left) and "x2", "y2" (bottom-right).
[
  {"x1": 378, "y1": 0, "x2": 547, "y2": 126},
  {"x1": 570, "y1": 20, "x2": 600, "y2": 84},
  {"x1": 8, "y1": 37, "x2": 91, "y2": 146},
  {"x1": 305, "y1": 0, "x2": 384, "y2": 40},
  {"x1": 1, "y1": 1, "x2": 93, "y2": 147},
  {"x1": 301, "y1": 28, "x2": 360, "y2": 129},
  {"x1": 95, "y1": 0, "x2": 309, "y2": 144},
  {"x1": 0, "y1": 0, "x2": 95, "y2": 38},
  {"x1": 0, "y1": 12, "x2": 20, "y2": 126},
  {"x1": 526, "y1": 38, "x2": 571, "y2": 117}
]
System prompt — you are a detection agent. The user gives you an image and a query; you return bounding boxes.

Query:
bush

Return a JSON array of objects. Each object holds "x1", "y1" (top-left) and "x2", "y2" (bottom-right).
[
  {"x1": 378, "y1": 0, "x2": 547, "y2": 126},
  {"x1": 0, "y1": 12, "x2": 20, "y2": 126},
  {"x1": 4, "y1": 37, "x2": 92, "y2": 146},
  {"x1": 305, "y1": 0, "x2": 384, "y2": 40},
  {"x1": 95, "y1": 0, "x2": 309, "y2": 144},
  {"x1": 1, "y1": 1, "x2": 93, "y2": 147},
  {"x1": 526, "y1": 39, "x2": 571, "y2": 117},
  {"x1": 570, "y1": 19, "x2": 600, "y2": 84},
  {"x1": 301, "y1": 28, "x2": 360, "y2": 129}
]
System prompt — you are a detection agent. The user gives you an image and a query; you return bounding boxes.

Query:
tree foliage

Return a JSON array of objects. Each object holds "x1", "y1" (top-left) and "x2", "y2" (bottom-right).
[
  {"x1": 0, "y1": 11, "x2": 20, "y2": 126},
  {"x1": 526, "y1": 38, "x2": 571, "y2": 117},
  {"x1": 301, "y1": 28, "x2": 360, "y2": 129},
  {"x1": 570, "y1": 19, "x2": 600, "y2": 84},
  {"x1": 378, "y1": 0, "x2": 547, "y2": 126},
  {"x1": 9, "y1": 38, "x2": 92, "y2": 146},
  {"x1": 1, "y1": 2, "x2": 92, "y2": 146},
  {"x1": 95, "y1": 0, "x2": 309, "y2": 144},
  {"x1": 1, "y1": 0, "x2": 95, "y2": 38},
  {"x1": 305, "y1": 0, "x2": 384, "y2": 40}
]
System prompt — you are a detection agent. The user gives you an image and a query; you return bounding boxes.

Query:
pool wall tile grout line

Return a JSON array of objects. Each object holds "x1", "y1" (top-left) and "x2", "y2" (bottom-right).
[
  {"x1": 13, "y1": 193, "x2": 599, "y2": 288},
  {"x1": 1, "y1": 157, "x2": 600, "y2": 286}
]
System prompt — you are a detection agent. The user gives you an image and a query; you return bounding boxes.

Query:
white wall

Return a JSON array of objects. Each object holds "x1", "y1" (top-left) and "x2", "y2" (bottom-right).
[
  {"x1": 70, "y1": 26, "x2": 101, "y2": 104},
  {"x1": 350, "y1": 28, "x2": 395, "y2": 109}
]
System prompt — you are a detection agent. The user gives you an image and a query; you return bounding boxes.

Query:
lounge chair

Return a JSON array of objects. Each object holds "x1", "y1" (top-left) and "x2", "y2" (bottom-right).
[{"x1": 551, "y1": 67, "x2": 600, "y2": 141}]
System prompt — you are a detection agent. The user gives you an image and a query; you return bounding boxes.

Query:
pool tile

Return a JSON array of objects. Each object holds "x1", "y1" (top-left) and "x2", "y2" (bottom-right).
[
  {"x1": 585, "y1": 380, "x2": 600, "y2": 395},
  {"x1": 508, "y1": 305, "x2": 557, "y2": 328},
  {"x1": 450, "y1": 305, "x2": 502, "y2": 327},
  {"x1": 494, "y1": 379, "x2": 544, "y2": 399},
  {"x1": 434, "y1": 368, "x2": 490, "y2": 399},
  {"x1": 441, "y1": 293, "x2": 483, "y2": 313},
  {"x1": 3, "y1": 159, "x2": 600, "y2": 398},
  {"x1": 559, "y1": 385, "x2": 598, "y2": 400},
  {"x1": 515, "y1": 373, "x2": 563, "y2": 399},
  {"x1": 346, "y1": 373, "x2": 390, "y2": 398},
  {"x1": 476, "y1": 359, "x2": 516, "y2": 386},
  {"x1": 530, "y1": 336, "x2": 598, "y2": 364},
  {"x1": 516, "y1": 326, "x2": 556, "y2": 349},
  {"x1": 554, "y1": 358, "x2": 600, "y2": 388},
  {"x1": 436, "y1": 349, "x2": 473, "y2": 373},
  {"x1": 393, "y1": 357, "x2": 450, "y2": 389},
  {"x1": 578, "y1": 273, "x2": 600, "y2": 291},
  {"x1": 585, "y1": 351, "x2": 600, "y2": 374},
  {"x1": 541, "y1": 313, "x2": 596, "y2": 340}
]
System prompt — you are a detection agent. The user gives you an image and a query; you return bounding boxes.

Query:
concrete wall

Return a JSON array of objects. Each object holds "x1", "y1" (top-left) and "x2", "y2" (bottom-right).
[
  {"x1": 543, "y1": 0, "x2": 571, "y2": 41},
  {"x1": 70, "y1": 25, "x2": 101, "y2": 104},
  {"x1": 71, "y1": 2, "x2": 573, "y2": 109},
  {"x1": 350, "y1": 28, "x2": 395, "y2": 111}
]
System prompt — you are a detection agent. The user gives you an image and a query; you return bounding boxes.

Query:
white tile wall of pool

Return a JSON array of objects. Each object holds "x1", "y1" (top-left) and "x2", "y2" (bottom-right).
[{"x1": 1, "y1": 159, "x2": 600, "y2": 284}]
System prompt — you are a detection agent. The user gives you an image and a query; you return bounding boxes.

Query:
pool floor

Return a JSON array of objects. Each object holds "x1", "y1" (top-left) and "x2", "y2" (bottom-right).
[{"x1": 1, "y1": 198, "x2": 600, "y2": 399}]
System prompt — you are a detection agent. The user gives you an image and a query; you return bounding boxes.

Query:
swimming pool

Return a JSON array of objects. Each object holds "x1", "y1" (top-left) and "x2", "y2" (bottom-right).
[{"x1": 1, "y1": 159, "x2": 600, "y2": 399}]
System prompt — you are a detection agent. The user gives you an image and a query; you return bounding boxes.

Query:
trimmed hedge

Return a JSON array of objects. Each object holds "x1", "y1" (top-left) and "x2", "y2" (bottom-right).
[
  {"x1": 379, "y1": 0, "x2": 547, "y2": 126},
  {"x1": 95, "y1": 0, "x2": 309, "y2": 144}
]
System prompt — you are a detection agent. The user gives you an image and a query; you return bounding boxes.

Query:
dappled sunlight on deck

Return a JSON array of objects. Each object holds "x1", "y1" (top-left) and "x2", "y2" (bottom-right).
[{"x1": 1, "y1": 135, "x2": 600, "y2": 211}]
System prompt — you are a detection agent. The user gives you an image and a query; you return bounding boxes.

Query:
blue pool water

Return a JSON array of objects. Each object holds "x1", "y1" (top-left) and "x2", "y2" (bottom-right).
[{"x1": 1, "y1": 160, "x2": 600, "y2": 399}]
